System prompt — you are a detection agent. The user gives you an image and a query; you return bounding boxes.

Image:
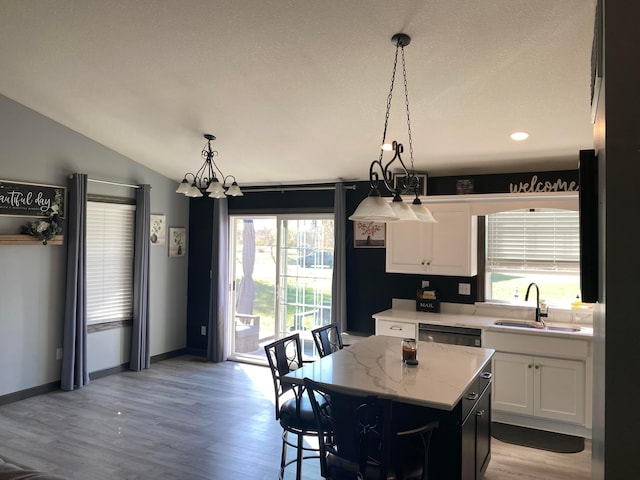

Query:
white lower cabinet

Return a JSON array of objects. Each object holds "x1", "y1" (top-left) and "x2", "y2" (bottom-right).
[{"x1": 492, "y1": 352, "x2": 585, "y2": 425}]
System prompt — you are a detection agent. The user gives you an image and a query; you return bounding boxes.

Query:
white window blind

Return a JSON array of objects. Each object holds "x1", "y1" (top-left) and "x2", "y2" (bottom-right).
[
  {"x1": 487, "y1": 209, "x2": 580, "y2": 273},
  {"x1": 86, "y1": 201, "x2": 136, "y2": 324}
]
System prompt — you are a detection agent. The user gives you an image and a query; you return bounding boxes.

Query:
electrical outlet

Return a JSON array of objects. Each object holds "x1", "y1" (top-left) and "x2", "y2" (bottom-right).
[
  {"x1": 56, "y1": 347, "x2": 63, "y2": 360},
  {"x1": 200, "y1": 326, "x2": 207, "y2": 336},
  {"x1": 421, "y1": 280, "x2": 430, "y2": 288},
  {"x1": 458, "y1": 283, "x2": 471, "y2": 295}
]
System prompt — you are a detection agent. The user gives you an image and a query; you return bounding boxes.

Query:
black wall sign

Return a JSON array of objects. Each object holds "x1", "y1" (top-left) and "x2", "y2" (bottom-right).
[{"x1": 0, "y1": 180, "x2": 66, "y2": 218}]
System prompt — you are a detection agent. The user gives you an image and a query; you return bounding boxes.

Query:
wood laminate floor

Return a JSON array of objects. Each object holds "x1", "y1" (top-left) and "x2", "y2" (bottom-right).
[{"x1": 0, "y1": 355, "x2": 591, "y2": 479}]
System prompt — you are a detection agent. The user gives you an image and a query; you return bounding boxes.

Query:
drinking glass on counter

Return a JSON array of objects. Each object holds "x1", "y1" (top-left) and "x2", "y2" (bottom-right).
[{"x1": 401, "y1": 338, "x2": 417, "y2": 362}]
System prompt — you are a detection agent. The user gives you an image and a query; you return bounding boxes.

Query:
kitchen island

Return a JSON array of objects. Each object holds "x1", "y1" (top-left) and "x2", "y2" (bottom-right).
[
  {"x1": 372, "y1": 305, "x2": 594, "y2": 438},
  {"x1": 283, "y1": 335, "x2": 495, "y2": 480}
]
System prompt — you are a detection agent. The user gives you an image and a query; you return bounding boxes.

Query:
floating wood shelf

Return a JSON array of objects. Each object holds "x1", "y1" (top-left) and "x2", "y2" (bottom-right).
[{"x1": 0, "y1": 235, "x2": 64, "y2": 246}]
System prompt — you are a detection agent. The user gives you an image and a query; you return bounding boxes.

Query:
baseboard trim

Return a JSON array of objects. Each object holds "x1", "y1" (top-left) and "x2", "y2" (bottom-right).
[
  {"x1": 1, "y1": 348, "x2": 189, "y2": 405},
  {"x1": 89, "y1": 364, "x2": 130, "y2": 380},
  {"x1": 151, "y1": 348, "x2": 187, "y2": 363},
  {"x1": 0, "y1": 381, "x2": 60, "y2": 406}
]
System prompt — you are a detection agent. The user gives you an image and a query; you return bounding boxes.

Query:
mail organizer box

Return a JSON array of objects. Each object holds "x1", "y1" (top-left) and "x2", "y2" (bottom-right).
[
  {"x1": 416, "y1": 289, "x2": 440, "y2": 312},
  {"x1": 417, "y1": 298, "x2": 440, "y2": 313}
]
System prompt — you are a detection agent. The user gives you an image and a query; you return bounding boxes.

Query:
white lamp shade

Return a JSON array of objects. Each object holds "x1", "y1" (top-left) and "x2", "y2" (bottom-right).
[
  {"x1": 349, "y1": 195, "x2": 399, "y2": 222},
  {"x1": 410, "y1": 202, "x2": 437, "y2": 223},
  {"x1": 225, "y1": 182, "x2": 243, "y2": 197},
  {"x1": 206, "y1": 178, "x2": 224, "y2": 194},
  {"x1": 186, "y1": 184, "x2": 203, "y2": 197},
  {"x1": 389, "y1": 199, "x2": 419, "y2": 221},
  {"x1": 176, "y1": 179, "x2": 190, "y2": 194},
  {"x1": 208, "y1": 189, "x2": 226, "y2": 199}
]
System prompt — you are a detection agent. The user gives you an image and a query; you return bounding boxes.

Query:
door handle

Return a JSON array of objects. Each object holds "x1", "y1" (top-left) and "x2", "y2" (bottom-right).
[
  {"x1": 476, "y1": 409, "x2": 485, "y2": 417},
  {"x1": 480, "y1": 372, "x2": 492, "y2": 380},
  {"x1": 466, "y1": 392, "x2": 478, "y2": 401}
]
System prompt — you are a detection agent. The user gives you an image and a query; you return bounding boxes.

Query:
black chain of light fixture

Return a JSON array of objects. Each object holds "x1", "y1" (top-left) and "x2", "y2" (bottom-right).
[
  {"x1": 188, "y1": 134, "x2": 237, "y2": 190},
  {"x1": 368, "y1": 33, "x2": 418, "y2": 196}
]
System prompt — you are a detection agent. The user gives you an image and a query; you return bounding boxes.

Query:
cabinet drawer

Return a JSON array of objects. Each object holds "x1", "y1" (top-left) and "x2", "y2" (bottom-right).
[
  {"x1": 376, "y1": 319, "x2": 417, "y2": 339},
  {"x1": 462, "y1": 367, "x2": 492, "y2": 422}
]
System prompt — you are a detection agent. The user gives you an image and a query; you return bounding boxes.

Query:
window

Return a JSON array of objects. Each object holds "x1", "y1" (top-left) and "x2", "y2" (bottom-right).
[
  {"x1": 86, "y1": 200, "x2": 136, "y2": 325},
  {"x1": 486, "y1": 208, "x2": 580, "y2": 305}
]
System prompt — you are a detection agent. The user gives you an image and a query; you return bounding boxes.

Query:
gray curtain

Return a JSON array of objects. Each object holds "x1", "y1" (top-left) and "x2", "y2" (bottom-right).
[
  {"x1": 332, "y1": 182, "x2": 347, "y2": 333},
  {"x1": 130, "y1": 184, "x2": 151, "y2": 371},
  {"x1": 61, "y1": 173, "x2": 89, "y2": 391},
  {"x1": 207, "y1": 198, "x2": 229, "y2": 362}
]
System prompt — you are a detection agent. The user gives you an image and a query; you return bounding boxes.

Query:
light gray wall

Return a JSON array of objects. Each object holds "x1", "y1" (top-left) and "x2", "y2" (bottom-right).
[{"x1": 0, "y1": 94, "x2": 190, "y2": 396}]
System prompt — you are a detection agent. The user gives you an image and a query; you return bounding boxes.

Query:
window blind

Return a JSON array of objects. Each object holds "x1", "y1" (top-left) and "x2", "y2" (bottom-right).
[
  {"x1": 86, "y1": 201, "x2": 136, "y2": 324},
  {"x1": 487, "y1": 209, "x2": 580, "y2": 273}
]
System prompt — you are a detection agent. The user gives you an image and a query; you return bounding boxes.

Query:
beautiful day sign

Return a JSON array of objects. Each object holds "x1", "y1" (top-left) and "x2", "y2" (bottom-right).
[{"x1": 0, "y1": 180, "x2": 66, "y2": 218}]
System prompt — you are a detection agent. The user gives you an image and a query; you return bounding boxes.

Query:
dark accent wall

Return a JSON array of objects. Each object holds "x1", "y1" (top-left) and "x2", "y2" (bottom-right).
[
  {"x1": 426, "y1": 169, "x2": 578, "y2": 195},
  {"x1": 344, "y1": 182, "x2": 478, "y2": 335},
  {"x1": 186, "y1": 197, "x2": 215, "y2": 353},
  {"x1": 186, "y1": 169, "x2": 580, "y2": 344}
]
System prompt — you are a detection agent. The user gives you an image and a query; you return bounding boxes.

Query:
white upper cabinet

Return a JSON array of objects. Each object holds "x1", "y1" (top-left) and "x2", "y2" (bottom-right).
[{"x1": 386, "y1": 203, "x2": 477, "y2": 276}]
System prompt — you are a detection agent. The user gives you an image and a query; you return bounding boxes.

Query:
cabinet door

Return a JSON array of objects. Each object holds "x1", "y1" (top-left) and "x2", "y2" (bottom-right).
[
  {"x1": 426, "y1": 203, "x2": 477, "y2": 276},
  {"x1": 475, "y1": 388, "x2": 491, "y2": 479},
  {"x1": 461, "y1": 384, "x2": 492, "y2": 480},
  {"x1": 385, "y1": 221, "x2": 426, "y2": 274},
  {"x1": 492, "y1": 352, "x2": 533, "y2": 415},
  {"x1": 385, "y1": 202, "x2": 477, "y2": 276},
  {"x1": 534, "y1": 357, "x2": 585, "y2": 424}
]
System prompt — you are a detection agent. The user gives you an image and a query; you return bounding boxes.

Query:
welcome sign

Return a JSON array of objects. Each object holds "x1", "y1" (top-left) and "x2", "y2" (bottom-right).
[{"x1": 0, "y1": 180, "x2": 66, "y2": 218}]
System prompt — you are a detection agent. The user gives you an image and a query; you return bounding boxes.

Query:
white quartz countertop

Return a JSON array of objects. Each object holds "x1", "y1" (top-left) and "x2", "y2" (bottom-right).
[
  {"x1": 283, "y1": 335, "x2": 494, "y2": 411},
  {"x1": 373, "y1": 308, "x2": 594, "y2": 338}
]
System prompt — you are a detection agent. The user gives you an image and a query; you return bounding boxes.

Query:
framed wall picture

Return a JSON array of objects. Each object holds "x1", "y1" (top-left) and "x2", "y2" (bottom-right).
[
  {"x1": 393, "y1": 173, "x2": 427, "y2": 196},
  {"x1": 169, "y1": 227, "x2": 186, "y2": 257},
  {"x1": 354, "y1": 221, "x2": 386, "y2": 248},
  {"x1": 150, "y1": 214, "x2": 166, "y2": 245}
]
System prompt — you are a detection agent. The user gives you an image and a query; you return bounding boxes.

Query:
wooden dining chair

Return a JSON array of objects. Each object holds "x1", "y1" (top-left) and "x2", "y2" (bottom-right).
[
  {"x1": 264, "y1": 334, "x2": 328, "y2": 480},
  {"x1": 304, "y1": 377, "x2": 439, "y2": 480},
  {"x1": 311, "y1": 323, "x2": 344, "y2": 358}
]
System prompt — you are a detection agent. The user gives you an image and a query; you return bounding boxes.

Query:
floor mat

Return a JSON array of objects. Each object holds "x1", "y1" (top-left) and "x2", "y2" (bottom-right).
[{"x1": 491, "y1": 422, "x2": 585, "y2": 453}]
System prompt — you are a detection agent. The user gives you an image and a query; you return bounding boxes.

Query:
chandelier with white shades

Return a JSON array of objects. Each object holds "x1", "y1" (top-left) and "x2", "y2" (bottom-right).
[{"x1": 349, "y1": 33, "x2": 436, "y2": 223}]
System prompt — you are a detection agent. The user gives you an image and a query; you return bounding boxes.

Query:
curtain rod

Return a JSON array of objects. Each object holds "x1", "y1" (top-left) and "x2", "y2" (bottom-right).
[
  {"x1": 240, "y1": 184, "x2": 356, "y2": 194},
  {"x1": 87, "y1": 178, "x2": 141, "y2": 189}
]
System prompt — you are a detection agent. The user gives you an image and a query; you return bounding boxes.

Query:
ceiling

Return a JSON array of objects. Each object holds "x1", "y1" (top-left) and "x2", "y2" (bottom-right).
[{"x1": 0, "y1": 1, "x2": 596, "y2": 187}]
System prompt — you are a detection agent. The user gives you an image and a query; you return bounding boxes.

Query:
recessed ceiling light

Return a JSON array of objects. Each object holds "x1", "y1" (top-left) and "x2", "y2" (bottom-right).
[{"x1": 510, "y1": 131, "x2": 530, "y2": 141}]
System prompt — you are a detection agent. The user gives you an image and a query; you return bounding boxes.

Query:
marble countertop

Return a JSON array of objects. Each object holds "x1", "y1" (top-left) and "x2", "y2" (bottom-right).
[
  {"x1": 283, "y1": 335, "x2": 494, "y2": 411},
  {"x1": 373, "y1": 309, "x2": 594, "y2": 339}
]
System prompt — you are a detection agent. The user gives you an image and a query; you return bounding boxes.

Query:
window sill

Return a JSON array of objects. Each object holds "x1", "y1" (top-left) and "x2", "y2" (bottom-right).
[{"x1": 0, "y1": 234, "x2": 63, "y2": 245}]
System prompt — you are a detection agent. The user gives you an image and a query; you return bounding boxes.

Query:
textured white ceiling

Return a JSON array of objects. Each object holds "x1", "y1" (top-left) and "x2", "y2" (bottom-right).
[{"x1": 0, "y1": 0, "x2": 596, "y2": 186}]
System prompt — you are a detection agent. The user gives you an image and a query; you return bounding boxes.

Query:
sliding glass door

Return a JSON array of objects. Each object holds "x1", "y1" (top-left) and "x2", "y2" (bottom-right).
[{"x1": 229, "y1": 214, "x2": 334, "y2": 361}]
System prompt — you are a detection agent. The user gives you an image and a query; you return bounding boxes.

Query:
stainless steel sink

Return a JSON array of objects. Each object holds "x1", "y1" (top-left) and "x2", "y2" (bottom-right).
[
  {"x1": 545, "y1": 326, "x2": 583, "y2": 333},
  {"x1": 493, "y1": 320, "x2": 582, "y2": 333},
  {"x1": 493, "y1": 320, "x2": 539, "y2": 329}
]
